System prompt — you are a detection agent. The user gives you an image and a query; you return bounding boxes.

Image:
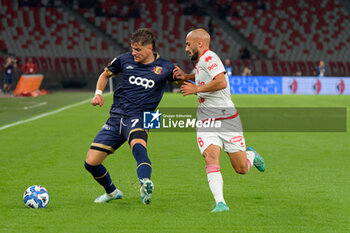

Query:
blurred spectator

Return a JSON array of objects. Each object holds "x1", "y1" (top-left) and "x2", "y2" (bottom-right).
[
  {"x1": 129, "y1": 5, "x2": 140, "y2": 18},
  {"x1": 21, "y1": 58, "x2": 38, "y2": 74},
  {"x1": 120, "y1": 4, "x2": 129, "y2": 18},
  {"x1": 256, "y1": 1, "x2": 266, "y2": 10},
  {"x1": 239, "y1": 47, "x2": 251, "y2": 59},
  {"x1": 3, "y1": 57, "x2": 17, "y2": 94},
  {"x1": 224, "y1": 59, "x2": 233, "y2": 76},
  {"x1": 208, "y1": 17, "x2": 214, "y2": 36},
  {"x1": 41, "y1": 0, "x2": 55, "y2": 7},
  {"x1": 314, "y1": 60, "x2": 327, "y2": 77},
  {"x1": 108, "y1": 5, "x2": 118, "y2": 17},
  {"x1": 232, "y1": 9, "x2": 240, "y2": 18},
  {"x1": 19, "y1": 0, "x2": 40, "y2": 7},
  {"x1": 184, "y1": 0, "x2": 196, "y2": 15},
  {"x1": 94, "y1": 4, "x2": 105, "y2": 17},
  {"x1": 184, "y1": 0, "x2": 207, "y2": 16},
  {"x1": 242, "y1": 66, "x2": 252, "y2": 76},
  {"x1": 250, "y1": 53, "x2": 259, "y2": 60},
  {"x1": 79, "y1": 0, "x2": 95, "y2": 9},
  {"x1": 214, "y1": 1, "x2": 230, "y2": 19},
  {"x1": 295, "y1": 71, "x2": 302, "y2": 76}
]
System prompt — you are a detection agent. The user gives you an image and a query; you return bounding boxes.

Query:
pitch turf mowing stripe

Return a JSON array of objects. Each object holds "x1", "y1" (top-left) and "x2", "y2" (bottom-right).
[{"x1": 0, "y1": 93, "x2": 111, "y2": 131}]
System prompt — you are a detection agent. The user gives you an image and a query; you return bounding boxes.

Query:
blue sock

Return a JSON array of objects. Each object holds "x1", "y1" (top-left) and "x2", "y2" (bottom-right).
[
  {"x1": 84, "y1": 161, "x2": 116, "y2": 194},
  {"x1": 132, "y1": 144, "x2": 152, "y2": 184}
]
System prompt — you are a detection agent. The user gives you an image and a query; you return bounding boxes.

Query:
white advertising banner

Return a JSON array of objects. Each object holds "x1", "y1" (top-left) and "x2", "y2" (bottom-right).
[{"x1": 282, "y1": 77, "x2": 349, "y2": 95}]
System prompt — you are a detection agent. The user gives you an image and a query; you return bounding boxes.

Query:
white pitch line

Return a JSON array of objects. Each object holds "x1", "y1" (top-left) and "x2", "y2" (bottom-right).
[
  {"x1": 23, "y1": 101, "x2": 47, "y2": 110},
  {"x1": 0, "y1": 98, "x2": 92, "y2": 131}
]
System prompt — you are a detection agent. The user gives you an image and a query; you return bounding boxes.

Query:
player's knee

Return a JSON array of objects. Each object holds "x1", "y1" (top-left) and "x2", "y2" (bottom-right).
[
  {"x1": 203, "y1": 151, "x2": 217, "y2": 164},
  {"x1": 85, "y1": 149, "x2": 107, "y2": 166},
  {"x1": 85, "y1": 153, "x2": 96, "y2": 166},
  {"x1": 235, "y1": 165, "x2": 248, "y2": 174}
]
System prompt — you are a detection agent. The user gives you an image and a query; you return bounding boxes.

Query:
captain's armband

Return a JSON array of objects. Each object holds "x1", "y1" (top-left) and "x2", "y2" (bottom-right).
[{"x1": 104, "y1": 67, "x2": 115, "y2": 77}]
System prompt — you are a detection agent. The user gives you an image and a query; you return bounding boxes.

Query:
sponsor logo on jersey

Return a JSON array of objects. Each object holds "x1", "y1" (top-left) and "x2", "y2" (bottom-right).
[
  {"x1": 229, "y1": 136, "x2": 243, "y2": 143},
  {"x1": 153, "y1": 66, "x2": 162, "y2": 75},
  {"x1": 129, "y1": 76, "x2": 155, "y2": 89},
  {"x1": 208, "y1": 63, "x2": 218, "y2": 71},
  {"x1": 205, "y1": 56, "x2": 213, "y2": 62},
  {"x1": 126, "y1": 65, "x2": 134, "y2": 69},
  {"x1": 102, "y1": 124, "x2": 111, "y2": 130}
]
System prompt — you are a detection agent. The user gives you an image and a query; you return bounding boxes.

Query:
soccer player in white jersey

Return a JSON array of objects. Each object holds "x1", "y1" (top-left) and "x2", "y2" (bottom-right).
[{"x1": 173, "y1": 28, "x2": 265, "y2": 213}]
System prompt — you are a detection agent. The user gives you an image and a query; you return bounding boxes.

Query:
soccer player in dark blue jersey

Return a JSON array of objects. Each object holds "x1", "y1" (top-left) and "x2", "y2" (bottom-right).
[
  {"x1": 84, "y1": 28, "x2": 175, "y2": 205},
  {"x1": 3, "y1": 57, "x2": 17, "y2": 94}
]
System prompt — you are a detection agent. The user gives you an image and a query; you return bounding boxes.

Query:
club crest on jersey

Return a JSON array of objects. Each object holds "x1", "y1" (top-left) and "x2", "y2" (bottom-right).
[{"x1": 153, "y1": 66, "x2": 162, "y2": 75}]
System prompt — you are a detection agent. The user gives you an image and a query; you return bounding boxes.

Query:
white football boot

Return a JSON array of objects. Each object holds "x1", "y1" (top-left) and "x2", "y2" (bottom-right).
[
  {"x1": 140, "y1": 178, "x2": 154, "y2": 205},
  {"x1": 94, "y1": 188, "x2": 123, "y2": 203}
]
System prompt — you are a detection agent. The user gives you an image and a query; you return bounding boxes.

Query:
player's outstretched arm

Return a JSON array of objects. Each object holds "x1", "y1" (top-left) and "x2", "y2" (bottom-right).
[
  {"x1": 181, "y1": 73, "x2": 227, "y2": 96},
  {"x1": 173, "y1": 66, "x2": 195, "y2": 81},
  {"x1": 91, "y1": 70, "x2": 112, "y2": 107}
]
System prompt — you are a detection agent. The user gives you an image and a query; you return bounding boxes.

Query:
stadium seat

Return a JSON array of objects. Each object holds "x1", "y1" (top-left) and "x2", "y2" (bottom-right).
[
  {"x1": 0, "y1": 1, "x2": 115, "y2": 58},
  {"x1": 225, "y1": 0, "x2": 350, "y2": 61},
  {"x1": 72, "y1": 0, "x2": 242, "y2": 65}
]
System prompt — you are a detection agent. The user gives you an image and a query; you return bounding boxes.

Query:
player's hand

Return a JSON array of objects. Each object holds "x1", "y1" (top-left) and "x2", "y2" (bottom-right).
[
  {"x1": 180, "y1": 81, "x2": 198, "y2": 96},
  {"x1": 173, "y1": 66, "x2": 186, "y2": 80},
  {"x1": 91, "y1": 94, "x2": 104, "y2": 107}
]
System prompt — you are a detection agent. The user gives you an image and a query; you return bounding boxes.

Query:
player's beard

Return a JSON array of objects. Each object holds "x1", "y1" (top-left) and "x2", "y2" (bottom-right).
[{"x1": 190, "y1": 48, "x2": 199, "y2": 61}]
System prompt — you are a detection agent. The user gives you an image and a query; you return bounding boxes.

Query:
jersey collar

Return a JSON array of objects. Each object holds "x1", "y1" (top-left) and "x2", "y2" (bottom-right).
[
  {"x1": 154, "y1": 52, "x2": 160, "y2": 60},
  {"x1": 195, "y1": 49, "x2": 209, "y2": 67},
  {"x1": 199, "y1": 49, "x2": 209, "y2": 60}
]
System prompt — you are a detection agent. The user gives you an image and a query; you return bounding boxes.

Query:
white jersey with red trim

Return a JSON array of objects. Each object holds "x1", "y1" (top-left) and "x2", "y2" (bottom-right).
[{"x1": 195, "y1": 50, "x2": 235, "y2": 120}]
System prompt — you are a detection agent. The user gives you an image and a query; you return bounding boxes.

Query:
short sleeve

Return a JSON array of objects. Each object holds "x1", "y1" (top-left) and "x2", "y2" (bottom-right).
[
  {"x1": 167, "y1": 63, "x2": 176, "y2": 81},
  {"x1": 202, "y1": 53, "x2": 226, "y2": 79},
  {"x1": 105, "y1": 56, "x2": 122, "y2": 75}
]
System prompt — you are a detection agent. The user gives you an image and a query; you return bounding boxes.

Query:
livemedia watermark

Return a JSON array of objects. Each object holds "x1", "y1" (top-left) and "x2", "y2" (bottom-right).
[{"x1": 142, "y1": 107, "x2": 347, "y2": 132}]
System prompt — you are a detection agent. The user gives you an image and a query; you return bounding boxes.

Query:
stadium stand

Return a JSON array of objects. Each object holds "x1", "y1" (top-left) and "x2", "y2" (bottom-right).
[
  {"x1": 72, "y1": 0, "x2": 242, "y2": 71},
  {"x1": 0, "y1": 0, "x2": 116, "y2": 58},
  {"x1": 222, "y1": 0, "x2": 350, "y2": 61}
]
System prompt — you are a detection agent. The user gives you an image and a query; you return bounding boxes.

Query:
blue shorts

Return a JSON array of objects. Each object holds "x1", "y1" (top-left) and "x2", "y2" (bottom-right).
[
  {"x1": 4, "y1": 75, "x2": 13, "y2": 84},
  {"x1": 90, "y1": 115, "x2": 148, "y2": 154}
]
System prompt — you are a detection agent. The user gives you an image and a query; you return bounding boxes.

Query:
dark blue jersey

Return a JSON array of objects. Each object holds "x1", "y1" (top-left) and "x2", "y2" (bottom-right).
[
  {"x1": 4, "y1": 63, "x2": 14, "y2": 77},
  {"x1": 105, "y1": 52, "x2": 175, "y2": 117}
]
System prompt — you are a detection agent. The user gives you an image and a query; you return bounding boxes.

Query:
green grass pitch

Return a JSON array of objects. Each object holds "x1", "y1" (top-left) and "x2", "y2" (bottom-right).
[{"x1": 0, "y1": 92, "x2": 349, "y2": 232}]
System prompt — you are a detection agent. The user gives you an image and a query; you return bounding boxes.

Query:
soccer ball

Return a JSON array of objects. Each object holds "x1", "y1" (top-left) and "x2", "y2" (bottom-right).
[{"x1": 23, "y1": 185, "x2": 49, "y2": 208}]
